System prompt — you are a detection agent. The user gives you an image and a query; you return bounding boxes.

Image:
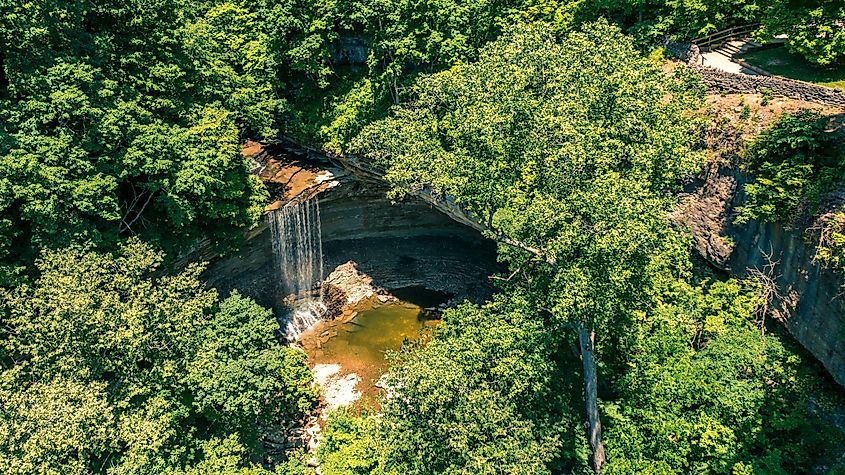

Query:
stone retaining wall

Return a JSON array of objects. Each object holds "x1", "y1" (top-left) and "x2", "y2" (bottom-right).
[
  {"x1": 665, "y1": 40, "x2": 845, "y2": 108},
  {"x1": 693, "y1": 65, "x2": 845, "y2": 108}
]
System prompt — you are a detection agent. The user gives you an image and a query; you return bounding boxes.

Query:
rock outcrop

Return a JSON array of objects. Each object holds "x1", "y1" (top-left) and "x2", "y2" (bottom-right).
[
  {"x1": 672, "y1": 164, "x2": 738, "y2": 268},
  {"x1": 674, "y1": 165, "x2": 845, "y2": 387},
  {"x1": 204, "y1": 142, "x2": 500, "y2": 316}
]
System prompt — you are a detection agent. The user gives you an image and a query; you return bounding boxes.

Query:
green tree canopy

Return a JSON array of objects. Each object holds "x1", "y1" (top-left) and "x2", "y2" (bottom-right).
[
  {"x1": 352, "y1": 19, "x2": 705, "y2": 359},
  {"x1": 375, "y1": 296, "x2": 585, "y2": 474},
  {"x1": 0, "y1": 0, "x2": 277, "y2": 285},
  {"x1": 604, "y1": 278, "x2": 845, "y2": 474},
  {"x1": 738, "y1": 110, "x2": 844, "y2": 224},
  {"x1": 760, "y1": 0, "x2": 845, "y2": 66},
  {"x1": 0, "y1": 239, "x2": 317, "y2": 474},
  {"x1": 336, "y1": 18, "x2": 845, "y2": 474},
  {"x1": 349, "y1": 19, "x2": 706, "y2": 473}
]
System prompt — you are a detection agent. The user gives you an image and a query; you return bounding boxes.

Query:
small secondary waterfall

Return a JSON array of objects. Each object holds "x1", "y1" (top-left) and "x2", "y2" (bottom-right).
[{"x1": 269, "y1": 197, "x2": 326, "y2": 341}]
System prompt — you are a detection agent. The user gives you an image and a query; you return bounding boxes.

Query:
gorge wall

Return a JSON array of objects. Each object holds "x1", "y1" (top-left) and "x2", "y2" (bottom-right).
[
  {"x1": 204, "y1": 156, "x2": 499, "y2": 314},
  {"x1": 210, "y1": 131, "x2": 845, "y2": 387},
  {"x1": 674, "y1": 164, "x2": 845, "y2": 387}
]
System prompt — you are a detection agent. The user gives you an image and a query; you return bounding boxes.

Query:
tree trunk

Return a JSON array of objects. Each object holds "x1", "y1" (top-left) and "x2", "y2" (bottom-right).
[
  {"x1": 579, "y1": 324, "x2": 606, "y2": 474},
  {"x1": 0, "y1": 52, "x2": 8, "y2": 100}
]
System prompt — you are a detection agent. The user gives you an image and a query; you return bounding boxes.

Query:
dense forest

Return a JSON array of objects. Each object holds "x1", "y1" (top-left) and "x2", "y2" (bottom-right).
[{"x1": 1, "y1": 0, "x2": 844, "y2": 474}]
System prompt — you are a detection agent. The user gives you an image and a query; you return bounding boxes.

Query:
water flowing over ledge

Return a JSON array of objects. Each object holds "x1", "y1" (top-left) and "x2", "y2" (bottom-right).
[
  {"x1": 203, "y1": 141, "x2": 501, "y2": 342},
  {"x1": 270, "y1": 197, "x2": 327, "y2": 340}
]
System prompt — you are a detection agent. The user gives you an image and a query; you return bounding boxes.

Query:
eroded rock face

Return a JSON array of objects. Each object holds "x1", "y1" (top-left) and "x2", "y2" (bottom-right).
[
  {"x1": 674, "y1": 166, "x2": 845, "y2": 387},
  {"x1": 320, "y1": 260, "x2": 384, "y2": 320},
  {"x1": 204, "y1": 178, "x2": 499, "y2": 315},
  {"x1": 731, "y1": 218, "x2": 845, "y2": 387},
  {"x1": 672, "y1": 164, "x2": 738, "y2": 268}
]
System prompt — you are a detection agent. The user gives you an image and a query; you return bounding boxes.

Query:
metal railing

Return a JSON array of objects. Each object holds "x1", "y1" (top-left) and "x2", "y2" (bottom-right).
[{"x1": 692, "y1": 23, "x2": 760, "y2": 51}]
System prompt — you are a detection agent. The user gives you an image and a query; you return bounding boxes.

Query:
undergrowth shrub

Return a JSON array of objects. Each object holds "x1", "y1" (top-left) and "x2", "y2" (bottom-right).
[
  {"x1": 737, "y1": 110, "x2": 844, "y2": 224},
  {"x1": 815, "y1": 210, "x2": 845, "y2": 287}
]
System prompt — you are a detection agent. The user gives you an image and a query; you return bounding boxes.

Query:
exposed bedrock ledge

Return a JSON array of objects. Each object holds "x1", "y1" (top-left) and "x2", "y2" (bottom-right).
[
  {"x1": 731, "y1": 219, "x2": 845, "y2": 387},
  {"x1": 275, "y1": 137, "x2": 557, "y2": 266},
  {"x1": 205, "y1": 181, "x2": 500, "y2": 313},
  {"x1": 674, "y1": 165, "x2": 845, "y2": 387}
]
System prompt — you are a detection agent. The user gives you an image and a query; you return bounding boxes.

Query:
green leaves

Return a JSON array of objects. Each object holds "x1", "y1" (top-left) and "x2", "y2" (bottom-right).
[
  {"x1": 0, "y1": 379, "x2": 117, "y2": 475},
  {"x1": 319, "y1": 408, "x2": 381, "y2": 475},
  {"x1": 353, "y1": 20, "x2": 704, "y2": 334},
  {"x1": 374, "y1": 296, "x2": 583, "y2": 474},
  {"x1": 815, "y1": 211, "x2": 845, "y2": 277},
  {"x1": 0, "y1": 0, "x2": 278, "y2": 281},
  {"x1": 603, "y1": 278, "x2": 845, "y2": 474},
  {"x1": 0, "y1": 240, "x2": 317, "y2": 473},
  {"x1": 737, "y1": 110, "x2": 844, "y2": 224},
  {"x1": 761, "y1": 0, "x2": 845, "y2": 66},
  {"x1": 187, "y1": 291, "x2": 317, "y2": 445}
]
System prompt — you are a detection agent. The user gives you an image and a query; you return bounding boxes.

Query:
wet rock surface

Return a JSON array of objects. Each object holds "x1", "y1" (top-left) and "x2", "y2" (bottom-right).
[
  {"x1": 675, "y1": 163, "x2": 845, "y2": 387},
  {"x1": 323, "y1": 261, "x2": 376, "y2": 305},
  {"x1": 205, "y1": 179, "x2": 499, "y2": 313}
]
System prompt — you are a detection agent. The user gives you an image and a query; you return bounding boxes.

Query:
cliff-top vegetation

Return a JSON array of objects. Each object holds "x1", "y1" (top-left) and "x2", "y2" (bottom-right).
[{"x1": 1, "y1": 0, "x2": 844, "y2": 474}]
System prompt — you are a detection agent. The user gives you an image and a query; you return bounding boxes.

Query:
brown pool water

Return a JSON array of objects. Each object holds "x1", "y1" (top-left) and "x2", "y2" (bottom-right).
[{"x1": 300, "y1": 297, "x2": 440, "y2": 406}]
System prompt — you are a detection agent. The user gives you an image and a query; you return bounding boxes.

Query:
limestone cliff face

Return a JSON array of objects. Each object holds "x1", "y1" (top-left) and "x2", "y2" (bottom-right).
[
  {"x1": 674, "y1": 166, "x2": 845, "y2": 387},
  {"x1": 731, "y1": 218, "x2": 845, "y2": 387},
  {"x1": 205, "y1": 179, "x2": 499, "y2": 313}
]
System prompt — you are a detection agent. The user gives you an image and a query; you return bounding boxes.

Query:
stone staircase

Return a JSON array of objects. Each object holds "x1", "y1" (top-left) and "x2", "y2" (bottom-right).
[
  {"x1": 701, "y1": 38, "x2": 762, "y2": 75},
  {"x1": 691, "y1": 24, "x2": 764, "y2": 74},
  {"x1": 710, "y1": 38, "x2": 761, "y2": 59}
]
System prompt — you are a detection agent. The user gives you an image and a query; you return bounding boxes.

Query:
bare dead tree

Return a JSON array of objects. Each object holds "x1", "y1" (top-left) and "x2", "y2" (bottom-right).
[
  {"x1": 579, "y1": 324, "x2": 606, "y2": 474},
  {"x1": 746, "y1": 245, "x2": 783, "y2": 335},
  {"x1": 489, "y1": 268, "x2": 520, "y2": 282},
  {"x1": 120, "y1": 182, "x2": 157, "y2": 235}
]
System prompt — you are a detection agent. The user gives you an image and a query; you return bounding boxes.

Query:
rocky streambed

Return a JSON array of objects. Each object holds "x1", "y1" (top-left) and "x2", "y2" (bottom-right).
[
  {"x1": 201, "y1": 141, "x2": 502, "y2": 461},
  {"x1": 300, "y1": 262, "x2": 449, "y2": 409},
  {"x1": 289, "y1": 262, "x2": 450, "y2": 462}
]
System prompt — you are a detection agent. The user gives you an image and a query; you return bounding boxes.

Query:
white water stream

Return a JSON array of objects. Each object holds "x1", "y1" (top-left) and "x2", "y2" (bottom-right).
[{"x1": 269, "y1": 197, "x2": 326, "y2": 340}]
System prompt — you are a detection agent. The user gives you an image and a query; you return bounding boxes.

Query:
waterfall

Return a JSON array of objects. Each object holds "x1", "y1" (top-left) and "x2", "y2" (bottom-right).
[{"x1": 269, "y1": 197, "x2": 326, "y2": 341}]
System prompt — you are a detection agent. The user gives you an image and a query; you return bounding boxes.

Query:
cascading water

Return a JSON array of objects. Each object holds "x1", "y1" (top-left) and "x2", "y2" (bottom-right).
[{"x1": 269, "y1": 197, "x2": 326, "y2": 341}]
